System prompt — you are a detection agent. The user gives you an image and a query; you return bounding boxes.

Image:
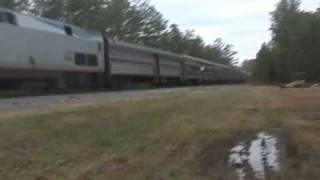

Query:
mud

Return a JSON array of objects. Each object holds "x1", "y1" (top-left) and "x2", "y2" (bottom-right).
[{"x1": 229, "y1": 132, "x2": 281, "y2": 180}]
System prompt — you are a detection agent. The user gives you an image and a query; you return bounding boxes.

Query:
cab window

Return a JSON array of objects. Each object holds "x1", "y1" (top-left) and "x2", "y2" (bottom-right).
[
  {"x1": 64, "y1": 26, "x2": 73, "y2": 36},
  {"x1": 75, "y1": 53, "x2": 86, "y2": 66},
  {"x1": 5, "y1": 12, "x2": 17, "y2": 25},
  {"x1": 0, "y1": 12, "x2": 3, "y2": 23},
  {"x1": 88, "y1": 54, "x2": 98, "y2": 66}
]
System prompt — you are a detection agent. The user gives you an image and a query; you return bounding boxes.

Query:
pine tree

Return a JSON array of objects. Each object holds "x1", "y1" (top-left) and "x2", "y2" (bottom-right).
[{"x1": 0, "y1": 0, "x2": 29, "y2": 11}]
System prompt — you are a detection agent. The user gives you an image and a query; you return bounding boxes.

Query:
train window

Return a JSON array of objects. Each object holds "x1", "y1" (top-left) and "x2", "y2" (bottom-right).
[
  {"x1": 190, "y1": 65, "x2": 198, "y2": 71},
  {"x1": 64, "y1": 26, "x2": 73, "y2": 36},
  {"x1": 87, "y1": 54, "x2": 98, "y2": 66},
  {"x1": 0, "y1": 12, "x2": 3, "y2": 22},
  {"x1": 97, "y1": 43, "x2": 102, "y2": 52},
  {"x1": 5, "y1": 12, "x2": 16, "y2": 25},
  {"x1": 75, "y1": 53, "x2": 86, "y2": 66}
]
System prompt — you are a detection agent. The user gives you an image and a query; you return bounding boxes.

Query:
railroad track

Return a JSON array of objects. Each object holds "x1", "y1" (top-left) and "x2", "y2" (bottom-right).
[{"x1": 0, "y1": 85, "x2": 218, "y2": 113}]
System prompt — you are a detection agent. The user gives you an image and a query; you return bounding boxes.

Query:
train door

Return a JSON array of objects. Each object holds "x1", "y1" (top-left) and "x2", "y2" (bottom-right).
[
  {"x1": 180, "y1": 60, "x2": 186, "y2": 83},
  {"x1": 153, "y1": 54, "x2": 160, "y2": 84},
  {"x1": 103, "y1": 37, "x2": 111, "y2": 86}
]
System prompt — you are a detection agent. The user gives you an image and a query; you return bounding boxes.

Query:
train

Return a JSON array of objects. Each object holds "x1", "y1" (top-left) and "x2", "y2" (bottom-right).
[{"x1": 0, "y1": 8, "x2": 248, "y2": 90}]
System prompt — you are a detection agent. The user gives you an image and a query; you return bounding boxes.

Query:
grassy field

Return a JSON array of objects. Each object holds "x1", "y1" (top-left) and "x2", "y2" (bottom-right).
[{"x1": 0, "y1": 86, "x2": 320, "y2": 180}]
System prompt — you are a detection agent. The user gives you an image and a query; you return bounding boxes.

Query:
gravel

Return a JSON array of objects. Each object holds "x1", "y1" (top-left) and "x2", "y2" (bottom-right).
[{"x1": 0, "y1": 87, "x2": 208, "y2": 113}]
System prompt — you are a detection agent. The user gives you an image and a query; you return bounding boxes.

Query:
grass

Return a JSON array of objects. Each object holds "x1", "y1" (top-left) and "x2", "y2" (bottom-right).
[{"x1": 0, "y1": 85, "x2": 320, "y2": 179}]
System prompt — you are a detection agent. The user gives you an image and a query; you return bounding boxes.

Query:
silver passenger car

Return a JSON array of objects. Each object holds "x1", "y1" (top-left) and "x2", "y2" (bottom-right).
[{"x1": 107, "y1": 40, "x2": 183, "y2": 84}]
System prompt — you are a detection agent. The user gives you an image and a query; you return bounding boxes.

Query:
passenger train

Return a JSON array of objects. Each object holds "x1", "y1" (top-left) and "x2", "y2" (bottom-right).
[{"x1": 0, "y1": 8, "x2": 248, "y2": 90}]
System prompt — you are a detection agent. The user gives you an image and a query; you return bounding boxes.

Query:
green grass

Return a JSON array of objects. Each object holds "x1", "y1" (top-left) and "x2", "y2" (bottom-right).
[{"x1": 0, "y1": 86, "x2": 319, "y2": 179}]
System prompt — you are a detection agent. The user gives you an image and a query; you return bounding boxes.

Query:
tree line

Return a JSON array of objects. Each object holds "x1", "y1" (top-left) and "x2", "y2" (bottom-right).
[
  {"x1": 0, "y1": 0, "x2": 237, "y2": 65},
  {"x1": 251, "y1": 0, "x2": 320, "y2": 83}
]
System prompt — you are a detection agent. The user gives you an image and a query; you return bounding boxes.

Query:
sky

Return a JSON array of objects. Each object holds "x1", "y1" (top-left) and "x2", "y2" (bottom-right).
[{"x1": 150, "y1": 0, "x2": 319, "y2": 63}]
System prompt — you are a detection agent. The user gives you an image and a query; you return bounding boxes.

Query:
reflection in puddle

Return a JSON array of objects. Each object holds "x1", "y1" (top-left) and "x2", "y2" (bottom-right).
[{"x1": 229, "y1": 132, "x2": 280, "y2": 180}]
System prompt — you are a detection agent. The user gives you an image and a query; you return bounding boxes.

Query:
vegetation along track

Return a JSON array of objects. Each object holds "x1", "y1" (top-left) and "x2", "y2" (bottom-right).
[{"x1": 0, "y1": 85, "x2": 319, "y2": 180}]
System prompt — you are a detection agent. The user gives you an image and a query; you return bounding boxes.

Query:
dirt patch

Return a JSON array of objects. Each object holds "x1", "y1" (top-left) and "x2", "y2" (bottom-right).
[{"x1": 95, "y1": 158, "x2": 129, "y2": 175}]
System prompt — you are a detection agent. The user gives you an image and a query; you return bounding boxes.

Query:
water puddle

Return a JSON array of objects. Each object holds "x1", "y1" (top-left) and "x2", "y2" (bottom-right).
[{"x1": 229, "y1": 132, "x2": 281, "y2": 180}]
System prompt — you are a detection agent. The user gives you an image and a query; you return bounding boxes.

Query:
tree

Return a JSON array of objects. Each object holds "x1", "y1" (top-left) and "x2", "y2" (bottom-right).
[
  {"x1": 94, "y1": 0, "x2": 168, "y2": 45},
  {"x1": 32, "y1": 0, "x2": 66, "y2": 20},
  {"x1": 253, "y1": 0, "x2": 320, "y2": 83},
  {"x1": 32, "y1": 0, "x2": 107, "y2": 29},
  {"x1": 163, "y1": 24, "x2": 184, "y2": 53},
  {"x1": 0, "y1": 0, "x2": 29, "y2": 11},
  {"x1": 129, "y1": 0, "x2": 168, "y2": 46},
  {"x1": 269, "y1": 0, "x2": 302, "y2": 81},
  {"x1": 241, "y1": 59, "x2": 255, "y2": 74},
  {"x1": 97, "y1": 0, "x2": 131, "y2": 39},
  {"x1": 253, "y1": 43, "x2": 275, "y2": 82},
  {"x1": 209, "y1": 38, "x2": 238, "y2": 65}
]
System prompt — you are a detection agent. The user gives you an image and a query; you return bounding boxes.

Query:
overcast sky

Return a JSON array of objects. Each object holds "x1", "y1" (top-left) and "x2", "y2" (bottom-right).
[{"x1": 150, "y1": 0, "x2": 319, "y2": 63}]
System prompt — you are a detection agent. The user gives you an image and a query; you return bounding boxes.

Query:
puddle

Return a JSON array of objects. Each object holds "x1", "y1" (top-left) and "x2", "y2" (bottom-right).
[{"x1": 229, "y1": 132, "x2": 280, "y2": 180}]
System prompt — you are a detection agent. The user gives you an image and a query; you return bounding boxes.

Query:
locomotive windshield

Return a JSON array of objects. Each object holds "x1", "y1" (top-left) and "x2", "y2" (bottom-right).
[
  {"x1": 64, "y1": 25, "x2": 73, "y2": 36},
  {"x1": 6, "y1": 12, "x2": 16, "y2": 25},
  {"x1": 0, "y1": 11, "x2": 17, "y2": 25}
]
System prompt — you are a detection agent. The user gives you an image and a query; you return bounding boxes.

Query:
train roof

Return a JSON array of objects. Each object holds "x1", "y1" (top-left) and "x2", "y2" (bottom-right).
[
  {"x1": 0, "y1": 8, "x2": 102, "y2": 41},
  {"x1": 108, "y1": 40, "x2": 236, "y2": 70},
  {"x1": 108, "y1": 39, "x2": 182, "y2": 58},
  {"x1": 182, "y1": 55, "x2": 235, "y2": 70}
]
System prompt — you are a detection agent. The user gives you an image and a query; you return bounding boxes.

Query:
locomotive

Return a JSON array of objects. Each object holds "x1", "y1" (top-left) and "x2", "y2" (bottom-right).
[{"x1": 0, "y1": 8, "x2": 247, "y2": 90}]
